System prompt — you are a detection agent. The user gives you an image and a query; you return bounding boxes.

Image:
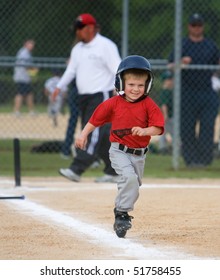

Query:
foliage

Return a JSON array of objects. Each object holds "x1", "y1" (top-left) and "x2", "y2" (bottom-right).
[{"x1": 1, "y1": 0, "x2": 220, "y2": 59}]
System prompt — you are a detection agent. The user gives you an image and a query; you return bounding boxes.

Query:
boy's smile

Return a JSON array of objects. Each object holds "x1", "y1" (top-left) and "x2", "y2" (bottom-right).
[{"x1": 124, "y1": 77, "x2": 146, "y2": 102}]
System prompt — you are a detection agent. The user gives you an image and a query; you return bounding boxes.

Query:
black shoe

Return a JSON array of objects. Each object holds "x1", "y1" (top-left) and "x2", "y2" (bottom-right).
[{"x1": 113, "y1": 208, "x2": 133, "y2": 238}]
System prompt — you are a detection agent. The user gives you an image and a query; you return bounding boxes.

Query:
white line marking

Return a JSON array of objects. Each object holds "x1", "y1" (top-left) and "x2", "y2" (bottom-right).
[
  {"x1": 4, "y1": 198, "x2": 203, "y2": 260},
  {"x1": 0, "y1": 178, "x2": 218, "y2": 259},
  {"x1": 1, "y1": 178, "x2": 220, "y2": 190},
  {"x1": 1, "y1": 179, "x2": 220, "y2": 196}
]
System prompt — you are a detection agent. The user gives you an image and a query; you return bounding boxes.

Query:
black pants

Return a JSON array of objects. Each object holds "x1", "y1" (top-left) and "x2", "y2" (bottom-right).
[
  {"x1": 181, "y1": 89, "x2": 219, "y2": 166},
  {"x1": 61, "y1": 80, "x2": 79, "y2": 156},
  {"x1": 70, "y1": 91, "x2": 117, "y2": 176}
]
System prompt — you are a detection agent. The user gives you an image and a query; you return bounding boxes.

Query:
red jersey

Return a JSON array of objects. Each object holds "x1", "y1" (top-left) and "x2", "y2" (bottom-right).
[{"x1": 89, "y1": 95, "x2": 164, "y2": 148}]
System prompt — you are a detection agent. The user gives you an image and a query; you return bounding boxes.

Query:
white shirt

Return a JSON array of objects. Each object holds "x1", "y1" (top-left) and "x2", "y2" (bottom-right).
[
  {"x1": 57, "y1": 33, "x2": 121, "y2": 94},
  {"x1": 44, "y1": 76, "x2": 68, "y2": 95},
  {"x1": 13, "y1": 47, "x2": 33, "y2": 83},
  {"x1": 45, "y1": 76, "x2": 68, "y2": 115}
]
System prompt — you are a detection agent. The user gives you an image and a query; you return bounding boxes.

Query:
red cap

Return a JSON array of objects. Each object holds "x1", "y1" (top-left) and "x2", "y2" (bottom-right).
[{"x1": 76, "y1": 13, "x2": 96, "y2": 26}]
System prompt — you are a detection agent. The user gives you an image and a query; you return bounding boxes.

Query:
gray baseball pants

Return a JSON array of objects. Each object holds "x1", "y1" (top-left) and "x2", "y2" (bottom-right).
[{"x1": 109, "y1": 142, "x2": 147, "y2": 212}]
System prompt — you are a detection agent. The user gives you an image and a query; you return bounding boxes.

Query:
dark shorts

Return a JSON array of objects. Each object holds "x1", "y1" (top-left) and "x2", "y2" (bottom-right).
[{"x1": 16, "y1": 83, "x2": 32, "y2": 95}]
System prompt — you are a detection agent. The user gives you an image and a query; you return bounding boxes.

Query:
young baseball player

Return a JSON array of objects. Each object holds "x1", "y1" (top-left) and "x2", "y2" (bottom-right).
[
  {"x1": 44, "y1": 69, "x2": 68, "y2": 126},
  {"x1": 75, "y1": 55, "x2": 164, "y2": 238}
]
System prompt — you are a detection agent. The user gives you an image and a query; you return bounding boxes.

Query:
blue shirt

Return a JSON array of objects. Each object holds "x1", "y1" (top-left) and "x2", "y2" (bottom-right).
[{"x1": 169, "y1": 37, "x2": 220, "y2": 91}]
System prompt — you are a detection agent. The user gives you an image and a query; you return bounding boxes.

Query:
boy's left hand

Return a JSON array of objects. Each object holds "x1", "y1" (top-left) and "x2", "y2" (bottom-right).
[{"x1": 131, "y1": 127, "x2": 146, "y2": 136}]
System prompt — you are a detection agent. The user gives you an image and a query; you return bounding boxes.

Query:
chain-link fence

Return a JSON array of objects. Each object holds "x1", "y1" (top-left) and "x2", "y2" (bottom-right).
[{"x1": 1, "y1": 0, "x2": 220, "y2": 173}]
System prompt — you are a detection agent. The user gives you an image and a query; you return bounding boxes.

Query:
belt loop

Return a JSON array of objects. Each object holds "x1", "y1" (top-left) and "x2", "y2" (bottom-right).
[{"x1": 119, "y1": 143, "x2": 124, "y2": 151}]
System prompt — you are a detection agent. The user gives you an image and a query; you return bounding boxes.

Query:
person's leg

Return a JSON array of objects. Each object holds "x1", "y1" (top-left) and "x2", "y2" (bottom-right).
[
  {"x1": 61, "y1": 84, "x2": 79, "y2": 156},
  {"x1": 109, "y1": 143, "x2": 146, "y2": 238},
  {"x1": 69, "y1": 124, "x2": 117, "y2": 177},
  {"x1": 14, "y1": 94, "x2": 23, "y2": 113},
  {"x1": 13, "y1": 82, "x2": 24, "y2": 114},
  {"x1": 20, "y1": 83, "x2": 35, "y2": 113},
  {"x1": 181, "y1": 95, "x2": 198, "y2": 166},
  {"x1": 109, "y1": 143, "x2": 146, "y2": 212},
  {"x1": 197, "y1": 92, "x2": 219, "y2": 165},
  {"x1": 94, "y1": 91, "x2": 117, "y2": 177},
  {"x1": 60, "y1": 92, "x2": 103, "y2": 177},
  {"x1": 97, "y1": 124, "x2": 117, "y2": 175},
  {"x1": 26, "y1": 93, "x2": 34, "y2": 112},
  {"x1": 60, "y1": 92, "x2": 117, "y2": 180}
]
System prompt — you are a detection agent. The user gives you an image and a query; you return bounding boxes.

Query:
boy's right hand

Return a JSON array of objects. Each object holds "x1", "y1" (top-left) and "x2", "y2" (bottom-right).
[{"x1": 75, "y1": 136, "x2": 87, "y2": 150}]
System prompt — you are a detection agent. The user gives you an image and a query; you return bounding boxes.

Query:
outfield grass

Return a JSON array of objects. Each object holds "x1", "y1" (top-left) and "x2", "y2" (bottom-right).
[{"x1": 1, "y1": 139, "x2": 220, "y2": 179}]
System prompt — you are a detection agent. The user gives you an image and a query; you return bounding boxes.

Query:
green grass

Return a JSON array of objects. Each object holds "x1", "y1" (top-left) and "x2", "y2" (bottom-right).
[
  {"x1": 0, "y1": 104, "x2": 48, "y2": 114},
  {"x1": 1, "y1": 139, "x2": 220, "y2": 179}
]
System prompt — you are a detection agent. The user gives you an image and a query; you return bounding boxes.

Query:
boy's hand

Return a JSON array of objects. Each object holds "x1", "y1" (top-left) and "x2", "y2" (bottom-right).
[
  {"x1": 131, "y1": 127, "x2": 146, "y2": 136},
  {"x1": 132, "y1": 126, "x2": 163, "y2": 136},
  {"x1": 75, "y1": 123, "x2": 96, "y2": 150},
  {"x1": 75, "y1": 135, "x2": 87, "y2": 150}
]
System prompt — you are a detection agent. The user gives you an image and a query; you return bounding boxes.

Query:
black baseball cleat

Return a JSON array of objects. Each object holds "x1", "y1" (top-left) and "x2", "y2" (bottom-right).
[{"x1": 113, "y1": 208, "x2": 133, "y2": 238}]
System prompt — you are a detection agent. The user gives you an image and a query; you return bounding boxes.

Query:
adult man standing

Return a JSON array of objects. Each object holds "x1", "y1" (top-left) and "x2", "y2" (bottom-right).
[
  {"x1": 168, "y1": 13, "x2": 220, "y2": 167},
  {"x1": 52, "y1": 13, "x2": 121, "y2": 182}
]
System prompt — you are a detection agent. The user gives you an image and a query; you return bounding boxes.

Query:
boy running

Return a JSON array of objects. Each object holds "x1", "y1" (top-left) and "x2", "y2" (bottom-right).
[{"x1": 75, "y1": 55, "x2": 164, "y2": 238}]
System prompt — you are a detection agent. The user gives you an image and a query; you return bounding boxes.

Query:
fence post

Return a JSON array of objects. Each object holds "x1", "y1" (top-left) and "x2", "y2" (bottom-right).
[{"x1": 172, "y1": 0, "x2": 183, "y2": 170}]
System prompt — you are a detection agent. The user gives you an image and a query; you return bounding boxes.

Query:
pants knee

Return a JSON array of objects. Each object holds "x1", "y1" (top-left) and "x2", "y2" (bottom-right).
[{"x1": 125, "y1": 173, "x2": 137, "y2": 183}]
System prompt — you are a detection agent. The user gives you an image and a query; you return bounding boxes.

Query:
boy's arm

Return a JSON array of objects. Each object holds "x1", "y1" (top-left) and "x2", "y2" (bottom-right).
[
  {"x1": 131, "y1": 126, "x2": 163, "y2": 137},
  {"x1": 75, "y1": 122, "x2": 96, "y2": 150}
]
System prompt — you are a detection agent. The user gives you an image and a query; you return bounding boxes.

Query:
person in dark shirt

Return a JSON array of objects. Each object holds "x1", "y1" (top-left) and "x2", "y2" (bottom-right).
[{"x1": 168, "y1": 13, "x2": 220, "y2": 167}]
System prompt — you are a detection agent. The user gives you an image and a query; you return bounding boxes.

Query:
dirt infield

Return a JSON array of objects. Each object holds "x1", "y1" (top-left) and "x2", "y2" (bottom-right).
[
  {"x1": 0, "y1": 113, "x2": 71, "y2": 140},
  {"x1": 0, "y1": 177, "x2": 220, "y2": 260}
]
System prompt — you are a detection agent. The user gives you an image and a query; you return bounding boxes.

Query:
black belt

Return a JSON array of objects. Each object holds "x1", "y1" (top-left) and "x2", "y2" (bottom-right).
[{"x1": 119, "y1": 144, "x2": 148, "y2": 156}]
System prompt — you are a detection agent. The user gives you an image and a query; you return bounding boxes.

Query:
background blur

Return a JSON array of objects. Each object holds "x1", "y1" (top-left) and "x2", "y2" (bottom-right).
[{"x1": 1, "y1": 0, "x2": 220, "y2": 176}]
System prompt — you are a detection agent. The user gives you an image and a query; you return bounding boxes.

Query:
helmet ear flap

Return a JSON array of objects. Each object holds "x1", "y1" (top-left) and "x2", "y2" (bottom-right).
[
  {"x1": 115, "y1": 73, "x2": 124, "y2": 95},
  {"x1": 145, "y1": 72, "x2": 154, "y2": 95}
]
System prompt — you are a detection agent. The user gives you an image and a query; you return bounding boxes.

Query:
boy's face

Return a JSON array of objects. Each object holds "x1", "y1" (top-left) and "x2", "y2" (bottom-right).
[{"x1": 124, "y1": 75, "x2": 146, "y2": 102}]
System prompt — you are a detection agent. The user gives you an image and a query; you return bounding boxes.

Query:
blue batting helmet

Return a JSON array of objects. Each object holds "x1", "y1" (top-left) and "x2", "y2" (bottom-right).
[{"x1": 115, "y1": 55, "x2": 154, "y2": 96}]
